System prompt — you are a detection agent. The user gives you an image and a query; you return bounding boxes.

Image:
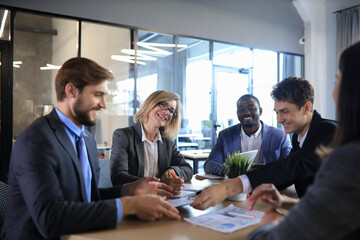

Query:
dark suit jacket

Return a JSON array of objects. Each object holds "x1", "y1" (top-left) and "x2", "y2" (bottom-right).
[
  {"x1": 246, "y1": 110, "x2": 336, "y2": 197},
  {"x1": 110, "y1": 122, "x2": 193, "y2": 185},
  {"x1": 2, "y1": 110, "x2": 123, "y2": 240},
  {"x1": 248, "y1": 142, "x2": 360, "y2": 240},
  {"x1": 204, "y1": 121, "x2": 291, "y2": 175}
]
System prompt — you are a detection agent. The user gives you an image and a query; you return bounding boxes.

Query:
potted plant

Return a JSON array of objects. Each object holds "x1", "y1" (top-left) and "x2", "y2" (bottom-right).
[{"x1": 223, "y1": 150, "x2": 258, "y2": 201}]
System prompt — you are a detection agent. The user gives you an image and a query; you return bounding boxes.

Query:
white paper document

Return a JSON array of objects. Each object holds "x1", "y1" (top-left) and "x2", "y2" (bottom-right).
[
  {"x1": 182, "y1": 183, "x2": 205, "y2": 192},
  {"x1": 185, "y1": 204, "x2": 264, "y2": 233},
  {"x1": 168, "y1": 190, "x2": 196, "y2": 199},
  {"x1": 166, "y1": 194, "x2": 197, "y2": 207}
]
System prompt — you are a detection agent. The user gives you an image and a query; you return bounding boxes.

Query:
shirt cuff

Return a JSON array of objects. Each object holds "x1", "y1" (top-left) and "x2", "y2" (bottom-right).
[
  {"x1": 115, "y1": 198, "x2": 123, "y2": 223},
  {"x1": 239, "y1": 174, "x2": 252, "y2": 194}
]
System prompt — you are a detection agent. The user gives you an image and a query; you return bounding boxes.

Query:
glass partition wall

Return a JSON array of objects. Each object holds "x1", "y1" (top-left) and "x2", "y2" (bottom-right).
[
  {"x1": 2, "y1": 9, "x2": 304, "y2": 179},
  {"x1": 13, "y1": 12, "x2": 78, "y2": 139},
  {"x1": 81, "y1": 22, "x2": 132, "y2": 147}
]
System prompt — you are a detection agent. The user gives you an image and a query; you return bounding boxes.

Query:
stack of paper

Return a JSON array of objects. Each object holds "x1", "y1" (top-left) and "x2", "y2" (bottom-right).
[{"x1": 185, "y1": 204, "x2": 263, "y2": 233}]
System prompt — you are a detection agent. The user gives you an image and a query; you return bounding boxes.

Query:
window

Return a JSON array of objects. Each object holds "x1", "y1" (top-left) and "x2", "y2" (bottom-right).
[
  {"x1": 13, "y1": 12, "x2": 78, "y2": 139},
  {"x1": 136, "y1": 30, "x2": 175, "y2": 107},
  {"x1": 6, "y1": 8, "x2": 304, "y2": 175},
  {"x1": 81, "y1": 21, "x2": 131, "y2": 146},
  {"x1": 253, "y1": 49, "x2": 278, "y2": 127},
  {"x1": 177, "y1": 37, "x2": 211, "y2": 149},
  {"x1": 0, "y1": 9, "x2": 10, "y2": 41}
]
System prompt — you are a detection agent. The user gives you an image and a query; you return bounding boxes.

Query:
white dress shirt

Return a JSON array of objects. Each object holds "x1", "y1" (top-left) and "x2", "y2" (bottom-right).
[
  {"x1": 240, "y1": 124, "x2": 263, "y2": 164},
  {"x1": 141, "y1": 124, "x2": 162, "y2": 177}
]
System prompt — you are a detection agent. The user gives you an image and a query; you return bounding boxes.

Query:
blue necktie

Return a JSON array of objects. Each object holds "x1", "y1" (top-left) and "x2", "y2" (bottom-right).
[{"x1": 76, "y1": 131, "x2": 92, "y2": 202}]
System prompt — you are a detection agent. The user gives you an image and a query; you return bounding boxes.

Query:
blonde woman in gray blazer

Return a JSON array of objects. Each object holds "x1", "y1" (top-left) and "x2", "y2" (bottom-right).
[{"x1": 110, "y1": 90, "x2": 193, "y2": 195}]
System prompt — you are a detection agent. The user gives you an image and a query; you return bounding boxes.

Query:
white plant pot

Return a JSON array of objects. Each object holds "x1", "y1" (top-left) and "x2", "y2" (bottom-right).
[{"x1": 227, "y1": 193, "x2": 248, "y2": 201}]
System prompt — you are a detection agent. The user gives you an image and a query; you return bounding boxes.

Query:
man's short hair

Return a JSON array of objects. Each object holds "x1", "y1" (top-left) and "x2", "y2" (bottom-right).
[
  {"x1": 271, "y1": 76, "x2": 314, "y2": 110},
  {"x1": 236, "y1": 94, "x2": 261, "y2": 108},
  {"x1": 55, "y1": 57, "x2": 113, "y2": 101}
]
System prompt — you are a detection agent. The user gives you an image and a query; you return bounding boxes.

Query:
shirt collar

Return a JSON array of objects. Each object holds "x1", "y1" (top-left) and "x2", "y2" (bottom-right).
[
  {"x1": 141, "y1": 123, "x2": 162, "y2": 143},
  {"x1": 55, "y1": 107, "x2": 86, "y2": 137},
  {"x1": 297, "y1": 128, "x2": 309, "y2": 148},
  {"x1": 241, "y1": 123, "x2": 262, "y2": 139}
]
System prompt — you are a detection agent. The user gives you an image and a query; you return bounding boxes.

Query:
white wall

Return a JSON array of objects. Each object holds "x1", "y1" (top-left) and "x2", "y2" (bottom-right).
[
  {"x1": 325, "y1": 0, "x2": 360, "y2": 119},
  {"x1": 294, "y1": 0, "x2": 360, "y2": 120},
  {"x1": 2, "y1": 0, "x2": 304, "y2": 54}
]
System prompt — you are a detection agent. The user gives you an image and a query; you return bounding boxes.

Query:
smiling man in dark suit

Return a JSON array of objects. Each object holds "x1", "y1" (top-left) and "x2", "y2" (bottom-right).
[
  {"x1": 1, "y1": 57, "x2": 180, "y2": 240},
  {"x1": 191, "y1": 77, "x2": 337, "y2": 210}
]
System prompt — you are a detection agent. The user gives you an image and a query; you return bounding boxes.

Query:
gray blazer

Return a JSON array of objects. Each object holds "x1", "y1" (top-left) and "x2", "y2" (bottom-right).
[
  {"x1": 248, "y1": 141, "x2": 360, "y2": 240},
  {"x1": 110, "y1": 122, "x2": 193, "y2": 185}
]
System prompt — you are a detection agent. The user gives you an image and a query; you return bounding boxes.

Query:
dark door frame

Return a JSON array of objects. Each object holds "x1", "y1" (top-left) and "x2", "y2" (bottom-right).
[{"x1": 0, "y1": 9, "x2": 14, "y2": 182}]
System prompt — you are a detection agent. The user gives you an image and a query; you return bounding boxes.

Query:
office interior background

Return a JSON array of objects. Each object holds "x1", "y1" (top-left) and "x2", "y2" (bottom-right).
[{"x1": 0, "y1": 0, "x2": 359, "y2": 181}]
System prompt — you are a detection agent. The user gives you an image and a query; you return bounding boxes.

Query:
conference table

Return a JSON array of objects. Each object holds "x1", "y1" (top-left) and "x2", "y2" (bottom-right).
[{"x1": 61, "y1": 177, "x2": 280, "y2": 240}]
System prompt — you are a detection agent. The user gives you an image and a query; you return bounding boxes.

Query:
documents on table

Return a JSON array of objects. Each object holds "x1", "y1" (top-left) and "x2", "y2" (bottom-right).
[
  {"x1": 166, "y1": 194, "x2": 197, "y2": 207},
  {"x1": 185, "y1": 204, "x2": 264, "y2": 233},
  {"x1": 166, "y1": 186, "x2": 204, "y2": 207},
  {"x1": 183, "y1": 183, "x2": 207, "y2": 192},
  {"x1": 167, "y1": 190, "x2": 196, "y2": 199}
]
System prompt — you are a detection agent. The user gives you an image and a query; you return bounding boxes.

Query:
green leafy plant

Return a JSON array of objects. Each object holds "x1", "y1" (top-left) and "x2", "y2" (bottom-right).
[{"x1": 223, "y1": 151, "x2": 254, "y2": 178}]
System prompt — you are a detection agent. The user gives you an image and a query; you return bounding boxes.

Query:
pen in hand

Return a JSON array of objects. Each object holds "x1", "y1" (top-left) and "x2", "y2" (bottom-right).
[{"x1": 170, "y1": 170, "x2": 185, "y2": 188}]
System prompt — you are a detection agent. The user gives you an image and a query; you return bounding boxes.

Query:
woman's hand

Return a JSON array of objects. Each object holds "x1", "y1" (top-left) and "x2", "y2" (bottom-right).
[
  {"x1": 161, "y1": 169, "x2": 184, "y2": 195},
  {"x1": 247, "y1": 184, "x2": 298, "y2": 211},
  {"x1": 260, "y1": 208, "x2": 286, "y2": 225}
]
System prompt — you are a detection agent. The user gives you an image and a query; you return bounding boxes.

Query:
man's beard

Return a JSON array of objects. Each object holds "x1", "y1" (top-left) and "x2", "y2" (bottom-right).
[
  {"x1": 240, "y1": 115, "x2": 259, "y2": 128},
  {"x1": 242, "y1": 121, "x2": 257, "y2": 128},
  {"x1": 73, "y1": 98, "x2": 97, "y2": 126}
]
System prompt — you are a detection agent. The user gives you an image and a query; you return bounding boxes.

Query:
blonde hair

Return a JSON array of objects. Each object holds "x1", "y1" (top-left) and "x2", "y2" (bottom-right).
[{"x1": 134, "y1": 90, "x2": 182, "y2": 140}]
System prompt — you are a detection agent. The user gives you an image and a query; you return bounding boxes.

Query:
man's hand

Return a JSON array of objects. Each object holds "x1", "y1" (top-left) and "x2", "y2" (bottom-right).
[
  {"x1": 247, "y1": 184, "x2": 298, "y2": 211},
  {"x1": 123, "y1": 177, "x2": 174, "y2": 198},
  {"x1": 260, "y1": 208, "x2": 285, "y2": 225},
  {"x1": 190, "y1": 178, "x2": 243, "y2": 210},
  {"x1": 121, "y1": 194, "x2": 181, "y2": 221}
]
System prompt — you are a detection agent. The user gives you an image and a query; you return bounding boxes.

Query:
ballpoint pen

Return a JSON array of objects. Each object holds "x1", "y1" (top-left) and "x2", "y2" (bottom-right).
[
  {"x1": 223, "y1": 211, "x2": 257, "y2": 220},
  {"x1": 170, "y1": 170, "x2": 185, "y2": 188}
]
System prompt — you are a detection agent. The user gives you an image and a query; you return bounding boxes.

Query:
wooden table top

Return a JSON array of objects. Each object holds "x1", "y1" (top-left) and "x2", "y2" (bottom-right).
[
  {"x1": 181, "y1": 150, "x2": 210, "y2": 159},
  {"x1": 61, "y1": 178, "x2": 273, "y2": 240}
]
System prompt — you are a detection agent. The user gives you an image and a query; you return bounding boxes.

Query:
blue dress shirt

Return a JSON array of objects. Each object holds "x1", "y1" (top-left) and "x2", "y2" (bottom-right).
[{"x1": 55, "y1": 108, "x2": 123, "y2": 223}]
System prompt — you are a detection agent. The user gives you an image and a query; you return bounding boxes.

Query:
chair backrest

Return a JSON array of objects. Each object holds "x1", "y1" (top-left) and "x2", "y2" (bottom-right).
[
  {"x1": 98, "y1": 158, "x2": 112, "y2": 188},
  {"x1": 0, "y1": 181, "x2": 8, "y2": 230}
]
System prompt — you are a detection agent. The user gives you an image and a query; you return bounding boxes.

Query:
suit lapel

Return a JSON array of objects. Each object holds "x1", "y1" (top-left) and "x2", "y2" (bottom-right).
[
  {"x1": 157, "y1": 140, "x2": 168, "y2": 176},
  {"x1": 134, "y1": 122, "x2": 145, "y2": 177},
  {"x1": 83, "y1": 133, "x2": 100, "y2": 201},
  {"x1": 84, "y1": 133, "x2": 96, "y2": 175},
  {"x1": 232, "y1": 124, "x2": 241, "y2": 152},
  {"x1": 48, "y1": 110, "x2": 88, "y2": 201},
  {"x1": 301, "y1": 110, "x2": 320, "y2": 148},
  {"x1": 261, "y1": 122, "x2": 270, "y2": 161}
]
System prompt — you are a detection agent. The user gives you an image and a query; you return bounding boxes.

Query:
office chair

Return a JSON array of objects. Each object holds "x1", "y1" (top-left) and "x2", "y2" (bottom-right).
[{"x1": 0, "y1": 181, "x2": 8, "y2": 231}]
